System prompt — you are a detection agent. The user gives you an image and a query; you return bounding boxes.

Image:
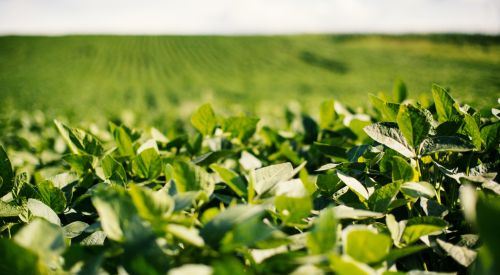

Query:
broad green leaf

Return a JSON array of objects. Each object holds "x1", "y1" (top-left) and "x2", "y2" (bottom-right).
[
  {"x1": 329, "y1": 254, "x2": 375, "y2": 275},
  {"x1": 476, "y1": 196, "x2": 500, "y2": 266},
  {"x1": 80, "y1": 231, "x2": 107, "y2": 246},
  {"x1": 131, "y1": 147, "x2": 162, "y2": 180},
  {"x1": 193, "y1": 150, "x2": 233, "y2": 166},
  {"x1": 54, "y1": 120, "x2": 103, "y2": 156},
  {"x1": 0, "y1": 200, "x2": 23, "y2": 217},
  {"x1": 36, "y1": 180, "x2": 67, "y2": 213},
  {"x1": 432, "y1": 84, "x2": 459, "y2": 122},
  {"x1": 369, "y1": 94, "x2": 400, "y2": 122},
  {"x1": 129, "y1": 184, "x2": 174, "y2": 222},
  {"x1": 397, "y1": 104, "x2": 431, "y2": 148},
  {"x1": 368, "y1": 181, "x2": 401, "y2": 212},
  {"x1": 463, "y1": 114, "x2": 482, "y2": 150},
  {"x1": 307, "y1": 207, "x2": 337, "y2": 254},
  {"x1": 63, "y1": 221, "x2": 89, "y2": 239},
  {"x1": 166, "y1": 224, "x2": 205, "y2": 247},
  {"x1": 168, "y1": 264, "x2": 213, "y2": 275},
  {"x1": 0, "y1": 145, "x2": 13, "y2": 197},
  {"x1": 419, "y1": 136, "x2": 475, "y2": 155},
  {"x1": 401, "y1": 181, "x2": 436, "y2": 199},
  {"x1": 402, "y1": 217, "x2": 448, "y2": 244},
  {"x1": 363, "y1": 122, "x2": 415, "y2": 158},
  {"x1": 253, "y1": 162, "x2": 294, "y2": 195},
  {"x1": 113, "y1": 125, "x2": 135, "y2": 156},
  {"x1": 316, "y1": 173, "x2": 339, "y2": 195},
  {"x1": 200, "y1": 205, "x2": 264, "y2": 248},
  {"x1": 319, "y1": 99, "x2": 337, "y2": 129},
  {"x1": 337, "y1": 171, "x2": 369, "y2": 200},
  {"x1": 386, "y1": 214, "x2": 404, "y2": 246},
  {"x1": 437, "y1": 239, "x2": 477, "y2": 267},
  {"x1": 222, "y1": 116, "x2": 259, "y2": 142},
  {"x1": 191, "y1": 103, "x2": 217, "y2": 136},
  {"x1": 27, "y1": 198, "x2": 61, "y2": 226},
  {"x1": 173, "y1": 160, "x2": 214, "y2": 195},
  {"x1": 333, "y1": 205, "x2": 384, "y2": 220},
  {"x1": 102, "y1": 154, "x2": 127, "y2": 185},
  {"x1": 0, "y1": 238, "x2": 47, "y2": 275},
  {"x1": 221, "y1": 213, "x2": 276, "y2": 252},
  {"x1": 391, "y1": 156, "x2": 418, "y2": 182},
  {"x1": 91, "y1": 185, "x2": 137, "y2": 242},
  {"x1": 385, "y1": 245, "x2": 428, "y2": 262},
  {"x1": 275, "y1": 195, "x2": 312, "y2": 224},
  {"x1": 480, "y1": 122, "x2": 499, "y2": 151},
  {"x1": 393, "y1": 79, "x2": 407, "y2": 103},
  {"x1": 344, "y1": 226, "x2": 392, "y2": 264},
  {"x1": 14, "y1": 219, "x2": 65, "y2": 267},
  {"x1": 210, "y1": 164, "x2": 247, "y2": 197}
]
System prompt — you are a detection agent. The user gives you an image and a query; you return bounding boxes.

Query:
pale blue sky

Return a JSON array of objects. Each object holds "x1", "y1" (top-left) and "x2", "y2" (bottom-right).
[{"x1": 0, "y1": 0, "x2": 499, "y2": 34}]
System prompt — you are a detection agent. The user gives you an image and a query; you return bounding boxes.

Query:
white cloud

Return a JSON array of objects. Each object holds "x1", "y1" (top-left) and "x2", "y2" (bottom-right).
[{"x1": 0, "y1": 0, "x2": 498, "y2": 34}]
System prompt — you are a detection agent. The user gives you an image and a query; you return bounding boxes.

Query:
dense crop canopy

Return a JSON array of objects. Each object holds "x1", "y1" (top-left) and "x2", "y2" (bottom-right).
[{"x1": 0, "y1": 84, "x2": 499, "y2": 274}]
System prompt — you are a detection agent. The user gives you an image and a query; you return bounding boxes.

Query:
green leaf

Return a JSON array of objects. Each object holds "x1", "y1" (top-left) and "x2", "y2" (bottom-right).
[
  {"x1": 397, "y1": 104, "x2": 431, "y2": 148},
  {"x1": 384, "y1": 245, "x2": 428, "y2": 262},
  {"x1": 113, "y1": 125, "x2": 135, "y2": 157},
  {"x1": 437, "y1": 239, "x2": 477, "y2": 267},
  {"x1": 253, "y1": 162, "x2": 294, "y2": 195},
  {"x1": 432, "y1": 84, "x2": 459, "y2": 122},
  {"x1": 344, "y1": 226, "x2": 392, "y2": 264},
  {"x1": 132, "y1": 147, "x2": 162, "y2": 180},
  {"x1": 0, "y1": 238, "x2": 46, "y2": 275},
  {"x1": 369, "y1": 94, "x2": 400, "y2": 122},
  {"x1": 368, "y1": 181, "x2": 401, "y2": 212},
  {"x1": 391, "y1": 156, "x2": 418, "y2": 182},
  {"x1": 329, "y1": 254, "x2": 375, "y2": 275},
  {"x1": 337, "y1": 171, "x2": 369, "y2": 201},
  {"x1": 275, "y1": 195, "x2": 312, "y2": 224},
  {"x1": 0, "y1": 145, "x2": 14, "y2": 197},
  {"x1": 91, "y1": 185, "x2": 138, "y2": 242},
  {"x1": 63, "y1": 221, "x2": 89, "y2": 239},
  {"x1": 200, "y1": 205, "x2": 264, "y2": 248},
  {"x1": 419, "y1": 136, "x2": 475, "y2": 155},
  {"x1": 307, "y1": 207, "x2": 337, "y2": 254},
  {"x1": 193, "y1": 150, "x2": 233, "y2": 166},
  {"x1": 168, "y1": 264, "x2": 213, "y2": 275},
  {"x1": 14, "y1": 218, "x2": 65, "y2": 268},
  {"x1": 316, "y1": 173, "x2": 339, "y2": 196},
  {"x1": 129, "y1": 184, "x2": 174, "y2": 222},
  {"x1": 173, "y1": 160, "x2": 215, "y2": 195},
  {"x1": 0, "y1": 200, "x2": 23, "y2": 217},
  {"x1": 166, "y1": 224, "x2": 205, "y2": 247},
  {"x1": 102, "y1": 154, "x2": 127, "y2": 185},
  {"x1": 36, "y1": 180, "x2": 67, "y2": 213},
  {"x1": 463, "y1": 114, "x2": 482, "y2": 150},
  {"x1": 393, "y1": 79, "x2": 407, "y2": 103},
  {"x1": 210, "y1": 164, "x2": 247, "y2": 197},
  {"x1": 27, "y1": 198, "x2": 61, "y2": 226},
  {"x1": 363, "y1": 122, "x2": 415, "y2": 158},
  {"x1": 333, "y1": 205, "x2": 384, "y2": 220},
  {"x1": 402, "y1": 217, "x2": 448, "y2": 244},
  {"x1": 54, "y1": 120, "x2": 103, "y2": 156},
  {"x1": 401, "y1": 181, "x2": 436, "y2": 199},
  {"x1": 222, "y1": 116, "x2": 259, "y2": 142},
  {"x1": 319, "y1": 99, "x2": 337, "y2": 129},
  {"x1": 476, "y1": 196, "x2": 500, "y2": 266},
  {"x1": 480, "y1": 122, "x2": 499, "y2": 151},
  {"x1": 191, "y1": 103, "x2": 217, "y2": 136}
]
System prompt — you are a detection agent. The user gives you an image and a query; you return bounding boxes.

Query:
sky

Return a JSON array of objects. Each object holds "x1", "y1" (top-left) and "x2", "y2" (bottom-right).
[{"x1": 0, "y1": 0, "x2": 499, "y2": 35}]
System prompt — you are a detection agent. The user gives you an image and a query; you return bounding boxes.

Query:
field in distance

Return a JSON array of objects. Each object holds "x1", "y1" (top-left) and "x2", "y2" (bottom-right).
[{"x1": 1, "y1": 34, "x2": 499, "y2": 123}]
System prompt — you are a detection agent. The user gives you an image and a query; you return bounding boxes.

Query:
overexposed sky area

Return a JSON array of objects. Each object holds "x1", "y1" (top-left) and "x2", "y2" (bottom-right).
[{"x1": 0, "y1": 0, "x2": 499, "y2": 35}]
